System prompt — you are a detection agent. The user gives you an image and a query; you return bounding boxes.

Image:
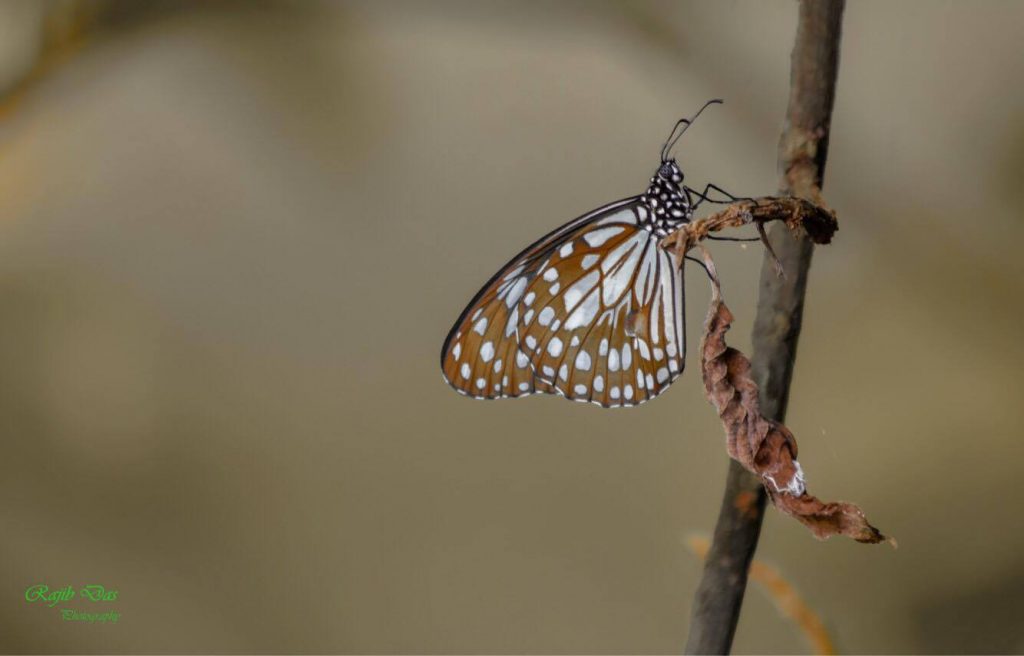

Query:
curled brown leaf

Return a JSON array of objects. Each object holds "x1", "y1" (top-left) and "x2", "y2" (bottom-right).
[{"x1": 696, "y1": 248, "x2": 891, "y2": 545}]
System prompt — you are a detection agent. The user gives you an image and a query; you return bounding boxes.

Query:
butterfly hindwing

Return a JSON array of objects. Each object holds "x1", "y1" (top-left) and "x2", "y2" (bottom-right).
[{"x1": 518, "y1": 206, "x2": 685, "y2": 407}]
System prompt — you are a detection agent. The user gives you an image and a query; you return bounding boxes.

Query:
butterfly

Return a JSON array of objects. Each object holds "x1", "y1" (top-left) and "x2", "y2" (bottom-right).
[{"x1": 440, "y1": 100, "x2": 739, "y2": 408}]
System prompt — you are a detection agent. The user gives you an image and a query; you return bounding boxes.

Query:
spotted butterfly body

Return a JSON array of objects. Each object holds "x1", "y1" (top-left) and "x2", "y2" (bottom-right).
[{"x1": 441, "y1": 156, "x2": 696, "y2": 408}]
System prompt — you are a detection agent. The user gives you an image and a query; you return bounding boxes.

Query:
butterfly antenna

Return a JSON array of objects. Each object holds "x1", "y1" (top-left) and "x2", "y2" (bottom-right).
[{"x1": 660, "y1": 98, "x2": 724, "y2": 161}]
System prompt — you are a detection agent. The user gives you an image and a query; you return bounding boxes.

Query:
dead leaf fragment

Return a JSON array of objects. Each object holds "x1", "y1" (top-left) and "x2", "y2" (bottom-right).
[{"x1": 697, "y1": 249, "x2": 890, "y2": 545}]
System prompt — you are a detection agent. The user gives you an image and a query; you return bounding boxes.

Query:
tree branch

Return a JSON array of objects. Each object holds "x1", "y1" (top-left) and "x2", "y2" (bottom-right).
[{"x1": 684, "y1": 2, "x2": 846, "y2": 654}]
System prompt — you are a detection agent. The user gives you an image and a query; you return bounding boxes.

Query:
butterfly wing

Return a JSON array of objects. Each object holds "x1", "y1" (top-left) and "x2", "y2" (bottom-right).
[
  {"x1": 518, "y1": 207, "x2": 686, "y2": 407},
  {"x1": 441, "y1": 198, "x2": 686, "y2": 407}
]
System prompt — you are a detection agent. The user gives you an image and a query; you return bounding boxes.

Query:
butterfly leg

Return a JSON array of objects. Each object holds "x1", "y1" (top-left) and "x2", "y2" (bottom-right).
[
  {"x1": 700, "y1": 188, "x2": 783, "y2": 276},
  {"x1": 690, "y1": 183, "x2": 763, "y2": 243},
  {"x1": 684, "y1": 255, "x2": 715, "y2": 281},
  {"x1": 756, "y1": 220, "x2": 787, "y2": 279},
  {"x1": 690, "y1": 182, "x2": 756, "y2": 210}
]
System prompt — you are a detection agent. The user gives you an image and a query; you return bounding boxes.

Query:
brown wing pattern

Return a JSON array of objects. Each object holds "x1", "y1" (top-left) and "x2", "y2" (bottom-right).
[
  {"x1": 441, "y1": 198, "x2": 685, "y2": 407},
  {"x1": 517, "y1": 214, "x2": 685, "y2": 407}
]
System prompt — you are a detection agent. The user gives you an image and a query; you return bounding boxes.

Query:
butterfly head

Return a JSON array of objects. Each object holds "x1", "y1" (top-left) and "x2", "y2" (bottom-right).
[{"x1": 657, "y1": 158, "x2": 684, "y2": 185}]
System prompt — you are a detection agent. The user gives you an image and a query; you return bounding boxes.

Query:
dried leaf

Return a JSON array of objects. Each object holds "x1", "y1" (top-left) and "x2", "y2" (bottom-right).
[{"x1": 697, "y1": 250, "x2": 891, "y2": 545}]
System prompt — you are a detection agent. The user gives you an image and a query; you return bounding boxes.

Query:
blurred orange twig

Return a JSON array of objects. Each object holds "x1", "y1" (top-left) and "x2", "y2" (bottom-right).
[
  {"x1": 0, "y1": 1, "x2": 100, "y2": 121},
  {"x1": 687, "y1": 536, "x2": 836, "y2": 655}
]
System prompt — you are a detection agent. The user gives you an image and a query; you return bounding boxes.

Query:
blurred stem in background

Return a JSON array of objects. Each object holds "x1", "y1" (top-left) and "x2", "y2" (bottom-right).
[
  {"x1": 684, "y1": 1, "x2": 846, "y2": 653},
  {"x1": 0, "y1": 1, "x2": 100, "y2": 107},
  {"x1": 0, "y1": 1, "x2": 147, "y2": 115}
]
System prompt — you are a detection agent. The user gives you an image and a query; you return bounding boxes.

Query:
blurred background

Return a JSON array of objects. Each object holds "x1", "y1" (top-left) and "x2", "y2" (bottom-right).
[{"x1": 0, "y1": 0, "x2": 1022, "y2": 653}]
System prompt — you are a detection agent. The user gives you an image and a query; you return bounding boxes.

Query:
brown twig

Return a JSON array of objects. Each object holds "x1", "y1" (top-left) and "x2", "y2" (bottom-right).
[
  {"x1": 661, "y1": 196, "x2": 838, "y2": 256},
  {"x1": 683, "y1": 1, "x2": 847, "y2": 654}
]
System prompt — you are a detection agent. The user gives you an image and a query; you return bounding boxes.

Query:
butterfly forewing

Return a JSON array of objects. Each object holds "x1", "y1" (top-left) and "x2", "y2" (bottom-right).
[{"x1": 441, "y1": 198, "x2": 686, "y2": 408}]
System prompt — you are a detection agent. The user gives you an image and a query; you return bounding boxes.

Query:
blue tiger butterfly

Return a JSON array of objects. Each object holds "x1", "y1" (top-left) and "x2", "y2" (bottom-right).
[{"x1": 441, "y1": 100, "x2": 737, "y2": 408}]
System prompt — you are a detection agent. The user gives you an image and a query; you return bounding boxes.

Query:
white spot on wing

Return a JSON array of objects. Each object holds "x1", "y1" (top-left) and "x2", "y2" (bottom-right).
[
  {"x1": 657, "y1": 367, "x2": 669, "y2": 383},
  {"x1": 543, "y1": 268, "x2": 558, "y2": 282},
  {"x1": 538, "y1": 306, "x2": 555, "y2": 326},
  {"x1": 453, "y1": 342, "x2": 461, "y2": 360},
  {"x1": 564, "y1": 269, "x2": 601, "y2": 312},
  {"x1": 593, "y1": 375, "x2": 604, "y2": 392},
  {"x1": 603, "y1": 236, "x2": 647, "y2": 305},
  {"x1": 559, "y1": 241, "x2": 574, "y2": 258},
  {"x1": 574, "y1": 384, "x2": 587, "y2": 395},
  {"x1": 460, "y1": 363, "x2": 471, "y2": 379},
  {"x1": 480, "y1": 342, "x2": 495, "y2": 363},
  {"x1": 502, "y1": 265, "x2": 525, "y2": 282},
  {"x1": 564, "y1": 288, "x2": 600, "y2": 331},
  {"x1": 581, "y1": 254, "x2": 600, "y2": 269},
  {"x1": 596, "y1": 208, "x2": 637, "y2": 226},
  {"x1": 473, "y1": 317, "x2": 488, "y2": 335},
  {"x1": 575, "y1": 350, "x2": 592, "y2": 371},
  {"x1": 584, "y1": 226, "x2": 626, "y2": 247},
  {"x1": 505, "y1": 308, "x2": 519, "y2": 337},
  {"x1": 516, "y1": 351, "x2": 530, "y2": 368},
  {"x1": 504, "y1": 277, "x2": 527, "y2": 308},
  {"x1": 634, "y1": 243, "x2": 657, "y2": 304},
  {"x1": 601, "y1": 232, "x2": 644, "y2": 274},
  {"x1": 548, "y1": 337, "x2": 563, "y2": 357}
]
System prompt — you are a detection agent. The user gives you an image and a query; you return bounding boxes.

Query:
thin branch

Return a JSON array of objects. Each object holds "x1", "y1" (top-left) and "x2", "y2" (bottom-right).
[
  {"x1": 684, "y1": 2, "x2": 847, "y2": 654},
  {"x1": 661, "y1": 196, "x2": 839, "y2": 254}
]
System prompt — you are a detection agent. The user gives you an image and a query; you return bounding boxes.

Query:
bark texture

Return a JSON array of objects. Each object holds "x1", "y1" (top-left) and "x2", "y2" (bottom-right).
[{"x1": 684, "y1": 2, "x2": 847, "y2": 654}]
